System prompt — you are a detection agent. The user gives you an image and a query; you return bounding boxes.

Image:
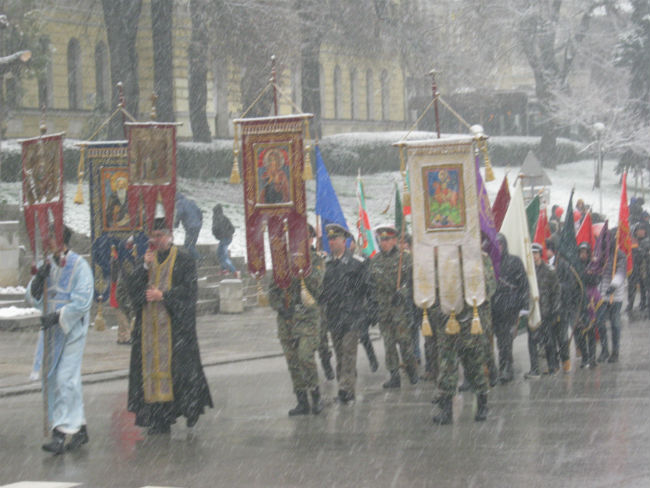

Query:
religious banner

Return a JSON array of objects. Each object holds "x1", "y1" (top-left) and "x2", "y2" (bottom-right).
[
  {"x1": 20, "y1": 132, "x2": 66, "y2": 257},
  {"x1": 87, "y1": 141, "x2": 148, "y2": 303},
  {"x1": 124, "y1": 122, "x2": 178, "y2": 232},
  {"x1": 236, "y1": 114, "x2": 312, "y2": 288},
  {"x1": 402, "y1": 136, "x2": 485, "y2": 314}
]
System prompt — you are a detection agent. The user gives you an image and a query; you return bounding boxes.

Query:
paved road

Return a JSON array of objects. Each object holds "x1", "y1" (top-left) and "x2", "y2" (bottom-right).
[{"x1": 1, "y1": 313, "x2": 649, "y2": 487}]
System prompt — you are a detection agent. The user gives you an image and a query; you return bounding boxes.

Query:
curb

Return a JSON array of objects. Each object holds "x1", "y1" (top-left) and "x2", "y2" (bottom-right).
[{"x1": 0, "y1": 351, "x2": 285, "y2": 398}]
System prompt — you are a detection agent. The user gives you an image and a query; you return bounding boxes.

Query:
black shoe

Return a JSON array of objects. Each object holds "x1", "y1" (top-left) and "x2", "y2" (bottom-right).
[
  {"x1": 608, "y1": 352, "x2": 619, "y2": 363},
  {"x1": 311, "y1": 387, "x2": 323, "y2": 415},
  {"x1": 432, "y1": 396, "x2": 453, "y2": 425},
  {"x1": 406, "y1": 365, "x2": 419, "y2": 385},
  {"x1": 42, "y1": 429, "x2": 65, "y2": 455},
  {"x1": 186, "y1": 415, "x2": 199, "y2": 428},
  {"x1": 580, "y1": 359, "x2": 589, "y2": 369},
  {"x1": 322, "y1": 359, "x2": 335, "y2": 381},
  {"x1": 589, "y1": 360, "x2": 598, "y2": 369},
  {"x1": 488, "y1": 365, "x2": 499, "y2": 387},
  {"x1": 383, "y1": 371, "x2": 401, "y2": 389},
  {"x1": 598, "y1": 349, "x2": 610, "y2": 363},
  {"x1": 524, "y1": 370, "x2": 541, "y2": 380},
  {"x1": 475, "y1": 393, "x2": 488, "y2": 422},
  {"x1": 458, "y1": 379, "x2": 471, "y2": 392},
  {"x1": 499, "y1": 365, "x2": 514, "y2": 384},
  {"x1": 288, "y1": 391, "x2": 311, "y2": 416},
  {"x1": 65, "y1": 425, "x2": 88, "y2": 452},
  {"x1": 337, "y1": 389, "x2": 354, "y2": 405},
  {"x1": 147, "y1": 422, "x2": 171, "y2": 435},
  {"x1": 368, "y1": 353, "x2": 379, "y2": 373}
]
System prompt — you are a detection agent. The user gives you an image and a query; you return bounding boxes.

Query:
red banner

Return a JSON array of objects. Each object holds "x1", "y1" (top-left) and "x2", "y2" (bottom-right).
[
  {"x1": 125, "y1": 123, "x2": 178, "y2": 232},
  {"x1": 21, "y1": 132, "x2": 65, "y2": 256},
  {"x1": 237, "y1": 115, "x2": 312, "y2": 288},
  {"x1": 617, "y1": 173, "x2": 633, "y2": 275}
]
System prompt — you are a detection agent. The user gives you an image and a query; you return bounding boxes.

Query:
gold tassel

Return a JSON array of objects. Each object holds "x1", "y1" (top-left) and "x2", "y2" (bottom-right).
[
  {"x1": 300, "y1": 278, "x2": 316, "y2": 306},
  {"x1": 230, "y1": 123, "x2": 241, "y2": 184},
  {"x1": 444, "y1": 310, "x2": 460, "y2": 335},
  {"x1": 73, "y1": 146, "x2": 85, "y2": 204},
  {"x1": 421, "y1": 309, "x2": 433, "y2": 336},
  {"x1": 256, "y1": 275, "x2": 268, "y2": 307},
  {"x1": 479, "y1": 139, "x2": 495, "y2": 182},
  {"x1": 470, "y1": 300, "x2": 483, "y2": 335},
  {"x1": 94, "y1": 298, "x2": 106, "y2": 332},
  {"x1": 303, "y1": 119, "x2": 313, "y2": 181}
]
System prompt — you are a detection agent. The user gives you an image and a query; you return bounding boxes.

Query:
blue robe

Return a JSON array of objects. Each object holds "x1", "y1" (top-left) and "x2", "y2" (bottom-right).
[{"x1": 26, "y1": 251, "x2": 94, "y2": 434}]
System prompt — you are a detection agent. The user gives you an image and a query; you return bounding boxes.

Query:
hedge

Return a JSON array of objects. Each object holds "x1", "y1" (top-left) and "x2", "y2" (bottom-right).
[{"x1": 0, "y1": 133, "x2": 584, "y2": 182}]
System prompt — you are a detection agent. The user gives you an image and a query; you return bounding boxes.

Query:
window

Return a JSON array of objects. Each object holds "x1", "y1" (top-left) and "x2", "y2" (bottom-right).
[
  {"x1": 381, "y1": 69, "x2": 389, "y2": 120},
  {"x1": 67, "y1": 38, "x2": 82, "y2": 109},
  {"x1": 350, "y1": 68, "x2": 358, "y2": 120},
  {"x1": 333, "y1": 65, "x2": 342, "y2": 119},
  {"x1": 366, "y1": 69, "x2": 374, "y2": 120},
  {"x1": 95, "y1": 41, "x2": 110, "y2": 111}
]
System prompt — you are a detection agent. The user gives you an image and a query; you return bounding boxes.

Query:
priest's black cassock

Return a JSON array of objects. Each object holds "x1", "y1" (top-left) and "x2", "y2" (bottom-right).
[{"x1": 126, "y1": 245, "x2": 213, "y2": 430}]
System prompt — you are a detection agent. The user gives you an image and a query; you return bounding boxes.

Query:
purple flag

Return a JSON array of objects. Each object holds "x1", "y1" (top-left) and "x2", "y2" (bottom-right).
[{"x1": 475, "y1": 155, "x2": 501, "y2": 279}]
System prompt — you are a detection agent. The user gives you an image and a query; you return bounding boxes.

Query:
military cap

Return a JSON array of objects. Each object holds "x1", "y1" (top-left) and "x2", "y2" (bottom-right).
[
  {"x1": 374, "y1": 223, "x2": 398, "y2": 239},
  {"x1": 325, "y1": 223, "x2": 352, "y2": 239},
  {"x1": 578, "y1": 241, "x2": 590, "y2": 251},
  {"x1": 531, "y1": 242, "x2": 543, "y2": 254}
]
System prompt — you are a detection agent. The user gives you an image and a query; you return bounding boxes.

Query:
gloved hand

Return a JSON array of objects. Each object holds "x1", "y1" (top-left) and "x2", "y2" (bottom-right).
[
  {"x1": 606, "y1": 285, "x2": 615, "y2": 295},
  {"x1": 518, "y1": 309, "x2": 530, "y2": 318},
  {"x1": 40, "y1": 312, "x2": 60, "y2": 330},
  {"x1": 31, "y1": 262, "x2": 51, "y2": 300}
]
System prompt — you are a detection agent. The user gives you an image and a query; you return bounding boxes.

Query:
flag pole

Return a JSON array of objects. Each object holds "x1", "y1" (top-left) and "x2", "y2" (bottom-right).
[{"x1": 430, "y1": 69, "x2": 441, "y2": 139}]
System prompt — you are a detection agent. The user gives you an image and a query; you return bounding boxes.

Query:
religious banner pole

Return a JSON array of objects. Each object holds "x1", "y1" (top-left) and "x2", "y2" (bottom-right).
[
  {"x1": 430, "y1": 69, "x2": 441, "y2": 139},
  {"x1": 271, "y1": 55, "x2": 279, "y2": 116}
]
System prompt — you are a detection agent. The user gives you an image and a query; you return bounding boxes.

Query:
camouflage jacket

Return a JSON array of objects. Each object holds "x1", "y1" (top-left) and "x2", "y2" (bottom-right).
[{"x1": 369, "y1": 246, "x2": 412, "y2": 318}]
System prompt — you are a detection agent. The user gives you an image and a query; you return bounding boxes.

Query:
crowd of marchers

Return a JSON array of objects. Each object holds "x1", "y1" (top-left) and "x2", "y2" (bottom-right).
[{"x1": 27, "y1": 193, "x2": 649, "y2": 456}]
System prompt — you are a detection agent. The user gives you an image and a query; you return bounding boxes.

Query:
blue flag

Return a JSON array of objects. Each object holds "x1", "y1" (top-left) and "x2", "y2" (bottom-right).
[{"x1": 315, "y1": 145, "x2": 349, "y2": 253}]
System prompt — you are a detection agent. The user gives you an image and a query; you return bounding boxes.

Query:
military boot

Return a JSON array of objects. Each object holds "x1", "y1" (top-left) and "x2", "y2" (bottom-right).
[
  {"x1": 288, "y1": 391, "x2": 310, "y2": 416},
  {"x1": 311, "y1": 387, "x2": 323, "y2": 415},
  {"x1": 597, "y1": 346, "x2": 610, "y2": 363},
  {"x1": 65, "y1": 425, "x2": 89, "y2": 452},
  {"x1": 475, "y1": 393, "x2": 489, "y2": 422},
  {"x1": 365, "y1": 341, "x2": 379, "y2": 372},
  {"x1": 321, "y1": 357, "x2": 335, "y2": 381},
  {"x1": 432, "y1": 395, "x2": 453, "y2": 425},
  {"x1": 42, "y1": 428, "x2": 66, "y2": 455},
  {"x1": 458, "y1": 378, "x2": 471, "y2": 392},
  {"x1": 406, "y1": 364, "x2": 419, "y2": 385},
  {"x1": 382, "y1": 370, "x2": 401, "y2": 389},
  {"x1": 499, "y1": 361, "x2": 514, "y2": 383}
]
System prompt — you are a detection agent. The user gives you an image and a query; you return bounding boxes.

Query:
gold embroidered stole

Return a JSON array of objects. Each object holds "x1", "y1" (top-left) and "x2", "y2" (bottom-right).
[{"x1": 141, "y1": 246, "x2": 178, "y2": 403}]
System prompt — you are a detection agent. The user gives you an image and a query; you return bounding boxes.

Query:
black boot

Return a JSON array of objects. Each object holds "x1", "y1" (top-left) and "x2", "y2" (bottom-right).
[
  {"x1": 458, "y1": 378, "x2": 471, "y2": 392},
  {"x1": 147, "y1": 421, "x2": 171, "y2": 435},
  {"x1": 406, "y1": 364, "x2": 419, "y2": 385},
  {"x1": 366, "y1": 343, "x2": 379, "y2": 372},
  {"x1": 311, "y1": 387, "x2": 323, "y2": 415},
  {"x1": 608, "y1": 352, "x2": 619, "y2": 363},
  {"x1": 42, "y1": 428, "x2": 66, "y2": 455},
  {"x1": 65, "y1": 425, "x2": 89, "y2": 452},
  {"x1": 432, "y1": 395, "x2": 453, "y2": 425},
  {"x1": 382, "y1": 370, "x2": 401, "y2": 389},
  {"x1": 598, "y1": 347, "x2": 610, "y2": 363},
  {"x1": 321, "y1": 357, "x2": 335, "y2": 381},
  {"x1": 288, "y1": 391, "x2": 310, "y2": 416},
  {"x1": 338, "y1": 389, "x2": 355, "y2": 404},
  {"x1": 499, "y1": 361, "x2": 514, "y2": 383},
  {"x1": 475, "y1": 393, "x2": 489, "y2": 421}
]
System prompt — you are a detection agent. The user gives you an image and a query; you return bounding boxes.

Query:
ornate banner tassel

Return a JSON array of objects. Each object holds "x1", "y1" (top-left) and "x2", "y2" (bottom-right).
[
  {"x1": 445, "y1": 310, "x2": 460, "y2": 335},
  {"x1": 73, "y1": 145, "x2": 85, "y2": 204},
  {"x1": 256, "y1": 275, "x2": 268, "y2": 307},
  {"x1": 470, "y1": 299, "x2": 483, "y2": 335},
  {"x1": 421, "y1": 309, "x2": 433, "y2": 336},
  {"x1": 230, "y1": 123, "x2": 241, "y2": 184},
  {"x1": 94, "y1": 297, "x2": 106, "y2": 332},
  {"x1": 479, "y1": 139, "x2": 495, "y2": 182},
  {"x1": 302, "y1": 119, "x2": 313, "y2": 181},
  {"x1": 300, "y1": 277, "x2": 316, "y2": 306}
]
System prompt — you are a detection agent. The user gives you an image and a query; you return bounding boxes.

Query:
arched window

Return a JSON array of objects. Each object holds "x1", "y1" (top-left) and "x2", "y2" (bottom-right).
[
  {"x1": 67, "y1": 38, "x2": 82, "y2": 109},
  {"x1": 95, "y1": 41, "x2": 110, "y2": 111},
  {"x1": 366, "y1": 69, "x2": 374, "y2": 120},
  {"x1": 38, "y1": 36, "x2": 53, "y2": 109},
  {"x1": 381, "y1": 70, "x2": 389, "y2": 120},
  {"x1": 350, "y1": 68, "x2": 358, "y2": 120},
  {"x1": 333, "y1": 65, "x2": 342, "y2": 119}
]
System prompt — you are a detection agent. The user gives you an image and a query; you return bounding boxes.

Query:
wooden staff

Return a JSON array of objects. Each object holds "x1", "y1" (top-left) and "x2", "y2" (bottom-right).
[
  {"x1": 41, "y1": 255, "x2": 50, "y2": 437},
  {"x1": 430, "y1": 69, "x2": 441, "y2": 139},
  {"x1": 271, "y1": 55, "x2": 278, "y2": 116}
]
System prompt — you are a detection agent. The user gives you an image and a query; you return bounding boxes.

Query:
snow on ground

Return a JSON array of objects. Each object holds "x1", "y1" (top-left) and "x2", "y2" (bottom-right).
[
  {"x1": 0, "y1": 158, "x2": 636, "y2": 261},
  {"x1": 0, "y1": 286, "x2": 26, "y2": 295},
  {"x1": 0, "y1": 306, "x2": 40, "y2": 318}
]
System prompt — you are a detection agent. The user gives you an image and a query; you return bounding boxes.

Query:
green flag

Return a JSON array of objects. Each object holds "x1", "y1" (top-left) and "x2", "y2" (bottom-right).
[{"x1": 525, "y1": 195, "x2": 540, "y2": 240}]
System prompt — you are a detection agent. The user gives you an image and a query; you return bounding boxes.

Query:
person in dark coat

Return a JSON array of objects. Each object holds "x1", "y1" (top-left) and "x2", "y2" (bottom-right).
[
  {"x1": 211, "y1": 204, "x2": 236, "y2": 274},
  {"x1": 126, "y1": 218, "x2": 213, "y2": 434},
  {"x1": 491, "y1": 233, "x2": 529, "y2": 383},
  {"x1": 174, "y1": 193, "x2": 203, "y2": 261}
]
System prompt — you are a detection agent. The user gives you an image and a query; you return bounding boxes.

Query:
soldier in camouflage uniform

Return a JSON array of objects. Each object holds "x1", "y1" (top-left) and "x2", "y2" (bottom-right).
[
  {"x1": 431, "y1": 252, "x2": 495, "y2": 424},
  {"x1": 368, "y1": 224, "x2": 418, "y2": 388},
  {"x1": 268, "y1": 226, "x2": 325, "y2": 416}
]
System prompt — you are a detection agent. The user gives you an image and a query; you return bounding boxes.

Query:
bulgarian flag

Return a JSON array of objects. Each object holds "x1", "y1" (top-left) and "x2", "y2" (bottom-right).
[
  {"x1": 356, "y1": 173, "x2": 376, "y2": 258},
  {"x1": 533, "y1": 207, "x2": 551, "y2": 262},
  {"x1": 616, "y1": 172, "x2": 633, "y2": 275}
]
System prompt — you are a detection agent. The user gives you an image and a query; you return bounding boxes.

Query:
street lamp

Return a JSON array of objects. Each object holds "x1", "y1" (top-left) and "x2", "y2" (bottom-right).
[{"x1": 593, "y1": 122, "x2": 605, "y2": 214}]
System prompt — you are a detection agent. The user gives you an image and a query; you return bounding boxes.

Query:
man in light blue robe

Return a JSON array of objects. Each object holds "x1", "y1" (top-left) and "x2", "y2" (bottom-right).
[{"x1": 26, "y1": 226, "x2": 94, "y2": 455}]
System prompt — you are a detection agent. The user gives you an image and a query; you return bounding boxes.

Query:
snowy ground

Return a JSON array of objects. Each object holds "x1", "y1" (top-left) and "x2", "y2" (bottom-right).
[{"x1": 0, "y1": 157, "x2": 635, "y2": 260}]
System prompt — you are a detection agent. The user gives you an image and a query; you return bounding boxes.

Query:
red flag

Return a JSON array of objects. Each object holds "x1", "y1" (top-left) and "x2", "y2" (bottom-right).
[
  {"x1": 533, "y1": 208, "x2": 551, "y2": 261},
  {"x1": 575, "y1": 211, "x2": 595, "y2": 251},
  {"x1": 617, "y1": 173, "x2": 633, "y2": 275},
  {"x1": 492, "y1": 175, "x2": 511, "y2": 231}
]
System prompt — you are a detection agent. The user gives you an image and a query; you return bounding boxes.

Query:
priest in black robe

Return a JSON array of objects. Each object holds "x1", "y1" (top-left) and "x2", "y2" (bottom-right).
[{"x1": 126, "y1": 218, "x2": 213, "y2": 434}]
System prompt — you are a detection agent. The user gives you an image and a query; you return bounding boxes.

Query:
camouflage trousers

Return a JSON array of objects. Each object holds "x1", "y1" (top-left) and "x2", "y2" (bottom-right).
[
  {"x1": 277, "y1": 313, "x2": 319, "y2": 393},
  {"x1": 378, "y1": 308, "x2": 416, "y2": 373},
  {"x1": 331, "y1": 329, "x2": 359, "y2": 394},
  {"x1": 318, "y1": 309, "x2": 332, "y2": 365}
]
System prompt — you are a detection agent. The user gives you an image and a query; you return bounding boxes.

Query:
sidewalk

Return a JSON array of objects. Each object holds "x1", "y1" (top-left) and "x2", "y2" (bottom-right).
[{"x1": 0, "y1": 306, "x2": 284, "y2": 397}]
